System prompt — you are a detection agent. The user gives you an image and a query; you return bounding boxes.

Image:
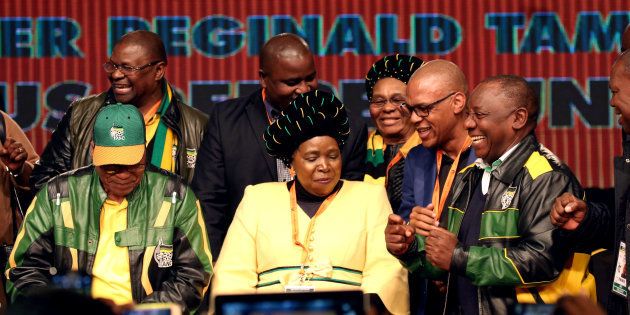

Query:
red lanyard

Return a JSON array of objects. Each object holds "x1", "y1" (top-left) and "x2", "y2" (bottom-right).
[
  {"x1": 432, "y1": 137, "x2": 472, "y2": 219},
  {"x1": 290, "y1": 182, "x2": 339, "y2": 263}
]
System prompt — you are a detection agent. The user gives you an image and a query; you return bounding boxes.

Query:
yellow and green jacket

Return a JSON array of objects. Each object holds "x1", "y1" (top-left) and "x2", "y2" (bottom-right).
[
  {"x1": 6, "y1": 166, "x2": 213, "y2": 314},
  {"x1": 401, "y1": 134, "x2": 588, "y2": 314}
]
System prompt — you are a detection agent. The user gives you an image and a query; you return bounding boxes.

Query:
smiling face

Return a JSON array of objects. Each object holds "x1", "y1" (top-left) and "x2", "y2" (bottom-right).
[
  {"x1": 291, "y1": 136, "x2": 342, "y2": 197},
  {"x1": 108, "y1": 42, "x2": 165, "y2": 109},
  {"x1": 407, "y1": 75, "x2": 459, "y2": 150},
  {"x1": 260, "y1": 53, "x2": 317, "y2": 110},
  {"x1": 369, "y1": 77, "x2": 415, "y2": 144},
  {"x1": 465, "y1": 83, "x2": 523, "y2": 163},
  {"x1": 610, "y1": 59, "x2": 630, "y2": 133}
]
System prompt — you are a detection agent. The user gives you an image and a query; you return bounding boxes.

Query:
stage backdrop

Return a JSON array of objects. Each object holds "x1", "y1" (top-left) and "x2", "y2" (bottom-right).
[{"x1": 0, "y1": 0, "x2": 627, "y2": 188}]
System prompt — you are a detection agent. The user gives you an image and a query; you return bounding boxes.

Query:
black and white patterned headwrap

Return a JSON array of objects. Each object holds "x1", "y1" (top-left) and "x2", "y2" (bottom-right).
[
  {"x1": 365, "y1": 54, "x2": 423, "y2": 100},
  {"x1": 264, "y1": 90, "x2": 350, "y2": 166}
]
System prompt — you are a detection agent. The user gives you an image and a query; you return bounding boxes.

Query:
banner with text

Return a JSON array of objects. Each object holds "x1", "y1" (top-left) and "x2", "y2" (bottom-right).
[{"x1": 0, "y1": 0, "x2": 626, "y2": 187}]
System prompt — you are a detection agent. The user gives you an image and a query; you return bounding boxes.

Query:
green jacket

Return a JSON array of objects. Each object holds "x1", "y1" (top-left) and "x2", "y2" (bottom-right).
[
  {"x1": 6, "y1": 166, "x2": 213, "y2": 313},
  {"x1": 401, "y1": 134, "x2": 583, "y2": 314}
]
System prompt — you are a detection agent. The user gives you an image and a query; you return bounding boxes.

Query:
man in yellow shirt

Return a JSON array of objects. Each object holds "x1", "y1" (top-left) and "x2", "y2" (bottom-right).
[{"x1": 6, "y1": 104, "x2": 213, "y2": 314}]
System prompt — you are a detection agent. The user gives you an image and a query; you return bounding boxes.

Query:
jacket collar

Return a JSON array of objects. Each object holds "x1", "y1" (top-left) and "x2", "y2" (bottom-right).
[
  {"x1": 245, "y1": 89, "x2": 277, "y2": 179},
  {"x1": 489, "y1": 133, "x2": 539, "y2": 185},
  {"x1": 105, "y1": 81, "x2": 183, "y2": 142}
]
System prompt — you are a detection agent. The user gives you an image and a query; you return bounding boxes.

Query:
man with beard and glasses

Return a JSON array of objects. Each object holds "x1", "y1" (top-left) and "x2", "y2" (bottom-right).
[
  {"x1": 191, "y1": 33, "x2": 367, "y2": 259},
  {"x1": 30, "y1": 30, "x2": 207, "y2": 194},
  {"x1": 6, "y1": 104, "x2": 213, "y2": 314}
]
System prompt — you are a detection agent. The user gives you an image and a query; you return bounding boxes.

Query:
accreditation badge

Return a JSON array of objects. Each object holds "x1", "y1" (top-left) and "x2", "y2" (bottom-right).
[{"x1": 612, "y1": 241, "x2": 628, "y2": 297}]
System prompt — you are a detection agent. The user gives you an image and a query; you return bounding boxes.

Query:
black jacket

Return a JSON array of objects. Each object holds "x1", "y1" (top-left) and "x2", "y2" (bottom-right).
[
  {"x1": 570, "y1": 133, "x2": 629, "y2": 313},
  {"x1": 401, "y1": 134, "x2": 583, "y2": 315},
  {"x1": 191, "y1": 89, "x2": 367, "y2": 258},
  {"x1": 30, "y1": 87, "x2": 208, "y2": 192}
]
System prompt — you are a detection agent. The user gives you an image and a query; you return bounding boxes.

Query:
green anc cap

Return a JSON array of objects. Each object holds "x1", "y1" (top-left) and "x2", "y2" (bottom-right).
[{"x1": 92, "y1": 103, "x2": 146, "y2": 166}]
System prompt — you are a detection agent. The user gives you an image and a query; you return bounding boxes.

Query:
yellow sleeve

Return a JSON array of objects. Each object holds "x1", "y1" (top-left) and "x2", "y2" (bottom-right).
[
  {"x1": 361, "y1": 185, "x2": 410, "y2": 315},
  {"x1": 211, "y1": 185, "x2": 259, "y2": 301}
]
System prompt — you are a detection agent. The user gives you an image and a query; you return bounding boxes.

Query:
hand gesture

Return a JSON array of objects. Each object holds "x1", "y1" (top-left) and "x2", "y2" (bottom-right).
[
  {"x1": 385, "y1": 214, "x2": 416, "y2": 256},
  {"x1": 0, "y1": 137, "x2": 27, "y2": 173},
  {"x1": 550, "y1": 192, "x2": 587, "y2": 231},
  {"x1": 409, "y1": 204, "x2": 438, "y2": 236},
  {"x1": 425, "y1": 227, "x2": 458, "y2": 271}
]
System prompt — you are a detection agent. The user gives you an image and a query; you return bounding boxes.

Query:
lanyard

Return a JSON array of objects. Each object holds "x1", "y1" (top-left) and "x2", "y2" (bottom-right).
[
  {"x1": 432, "y1": 137, "x2": 472, "y2": 219},
  {"x1": 384, "y1": 151, "x2": 403, "y2": 187},
  {"x1": 289, "y1": 182, "x2": 339, "y2": 264}
]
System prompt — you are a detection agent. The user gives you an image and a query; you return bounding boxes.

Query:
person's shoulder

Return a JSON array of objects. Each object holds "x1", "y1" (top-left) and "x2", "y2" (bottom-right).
[
  {"x1": 145, "y1": 166, "x2": 190, "y2": 197},
  {"x1": 69, "y1": 92, "x2": 108, "y2": 110},
  {"x1": 175, "y1": 99, "x2": 208, "y2": 123},
  {"x1": 212, "y1": 90, "x2": 261, "y2": 114},
  {"x1": 247, "y1": 181, "x2": 288, "y2": 193},
  {"x1": 407, "y1": 145, "x2": 435, "y2": 164},
  {"x1": 523, "y1": 144, "x2": 574, "y2": 182},
  {"x1": 340, "y1": 180, "x2": 384, "y2": 195},
  {"x1": 44, "y1": 165, "x2": 95, "y2": 198},
  {"x1": 65, "y1": 92, "x2": 109, "y2": 125}
]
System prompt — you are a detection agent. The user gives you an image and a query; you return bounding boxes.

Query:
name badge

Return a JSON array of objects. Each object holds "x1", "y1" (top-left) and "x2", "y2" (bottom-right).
[
  {"x1": 284, "y1": 285, "x2": 315, "y2": 293},
  {"x1": 612, "y1": 241, "x2": 628, "y2": 297}
]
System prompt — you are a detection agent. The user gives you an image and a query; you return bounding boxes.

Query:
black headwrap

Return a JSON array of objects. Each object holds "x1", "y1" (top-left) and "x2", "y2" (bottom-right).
[
  {"x1": 365, "y1": 54, "x2": 423, "y2": 100},
  {"x1": 264, "y1": 90, "x2": 350, "y2": 166}
]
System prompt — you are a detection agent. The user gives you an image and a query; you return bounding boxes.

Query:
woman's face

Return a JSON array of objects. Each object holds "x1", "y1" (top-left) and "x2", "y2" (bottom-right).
[
  {"x1": 369, "y1": 77, "x2": 415, "y2": 142},
  {"x1": 292, "y1": 136, "x2": 342, "y2": 197}
]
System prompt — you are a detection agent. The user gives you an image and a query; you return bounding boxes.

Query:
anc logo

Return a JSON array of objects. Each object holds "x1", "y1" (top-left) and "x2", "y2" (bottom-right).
[
  {"x1": 110, "y1": 126, "x2": 125, "y2": 141},
  {"x1": 186, "y1": 148, "x2": 197, "y2": 168},
  {"x1": 501, "y1": 186, "x2": 517, "y2": 209},
  {"x1": 154, "y1": 238, "x2": 173, "y2": 268}
]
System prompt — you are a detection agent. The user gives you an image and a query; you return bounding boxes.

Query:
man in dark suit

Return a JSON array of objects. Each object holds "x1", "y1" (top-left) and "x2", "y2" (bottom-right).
[{"x1": 192, "y1": 33, "x2": 367, "y2": 258}]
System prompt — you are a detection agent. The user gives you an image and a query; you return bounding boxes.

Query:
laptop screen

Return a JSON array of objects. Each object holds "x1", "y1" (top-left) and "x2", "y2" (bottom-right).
[{"x1": 215, "y1": 291, "x2": 366, "y2": 315}]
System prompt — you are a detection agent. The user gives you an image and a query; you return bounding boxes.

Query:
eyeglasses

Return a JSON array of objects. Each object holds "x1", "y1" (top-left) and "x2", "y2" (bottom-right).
[
  {"x1": 369, "y1": 97, "x2": 407, "y2": 108},
  {"x1": 103, "y1": 59, "x2": 162, "y2": 75},
  {"x1": 100, "y1": 163, "x2": 146, "y2": 175},
  {"x1": 406, "y1": 91, "x2": 457, "y2": 117}
]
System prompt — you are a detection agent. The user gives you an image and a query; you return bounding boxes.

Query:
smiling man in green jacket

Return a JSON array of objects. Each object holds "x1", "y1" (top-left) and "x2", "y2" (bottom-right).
[{"x1": 5, "y1": 104, "x2": 213, "y2": 314}]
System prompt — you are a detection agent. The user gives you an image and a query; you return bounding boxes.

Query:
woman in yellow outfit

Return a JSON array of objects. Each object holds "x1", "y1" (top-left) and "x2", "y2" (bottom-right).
[{"x1": 212, "y1": 90, "x2": 409, "y2": 314}]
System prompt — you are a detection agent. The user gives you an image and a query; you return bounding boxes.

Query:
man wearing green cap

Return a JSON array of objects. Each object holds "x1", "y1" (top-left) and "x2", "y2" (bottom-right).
[{"x1": 5, "y1": 104, "x2": 213, "y2": 314}]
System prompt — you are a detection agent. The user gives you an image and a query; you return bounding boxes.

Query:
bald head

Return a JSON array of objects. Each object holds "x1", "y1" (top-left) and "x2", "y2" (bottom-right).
[
  {"x1": 260, "y1": 33, "x2": 312, "y2": 72},
  {"x1": 408, "y1": 59, "x2": 468, "y2": 95},
  {"x1": 115, "y1": 30, "x2": 167, "y2": 64}
]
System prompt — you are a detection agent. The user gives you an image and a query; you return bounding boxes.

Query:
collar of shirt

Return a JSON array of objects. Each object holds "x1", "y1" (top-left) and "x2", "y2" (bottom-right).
[
  {"x1": 475, "y1": 142, "x2": 521, "y2": 195},
  {"x1": 263, "y1": 93, "x2": 282, "y2": 122},
  {"x1": 475, "y1": 142, "x2": 521, "y2": 173}
]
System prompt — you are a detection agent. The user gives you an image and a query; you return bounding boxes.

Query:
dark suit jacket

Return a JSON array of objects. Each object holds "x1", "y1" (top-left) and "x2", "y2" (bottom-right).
[
  {"x1": 191, "y1": 89, "x2": 367, "y2": 258},
  {"x1": 399, "y1": 145, "x2": 477, "y2": 221}
]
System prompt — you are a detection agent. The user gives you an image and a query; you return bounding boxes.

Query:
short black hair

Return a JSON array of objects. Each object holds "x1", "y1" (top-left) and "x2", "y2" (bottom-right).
[{"x1": 479, "y1": 74, "x2": 539, "y2": 128}]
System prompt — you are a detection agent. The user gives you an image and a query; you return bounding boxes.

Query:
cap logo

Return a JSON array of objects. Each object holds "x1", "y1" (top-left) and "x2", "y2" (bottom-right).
[{"x1": 110, "y1": 126, "x2": 126, "y2": 141}]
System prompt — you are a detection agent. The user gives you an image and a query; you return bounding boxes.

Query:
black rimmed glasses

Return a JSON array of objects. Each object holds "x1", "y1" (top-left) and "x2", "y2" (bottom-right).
[
  {"x1": 407, "y1": 91, "x2": 457, "y2": 117},
  {"x1": 103, "y1": 59, "x2": 162, "y2": 75},
  {"x1": 369, "y1": 97, "x2": 408, "y2": 109}
]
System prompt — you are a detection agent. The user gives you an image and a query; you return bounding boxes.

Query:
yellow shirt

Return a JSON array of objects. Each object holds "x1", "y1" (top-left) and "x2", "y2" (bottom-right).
[
  {"x1": 145, "y1": 114, "x2": 178, "y2": 173},
  {"x1": 91, "y1": 199, "x2": 133, "y2": 305}
]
